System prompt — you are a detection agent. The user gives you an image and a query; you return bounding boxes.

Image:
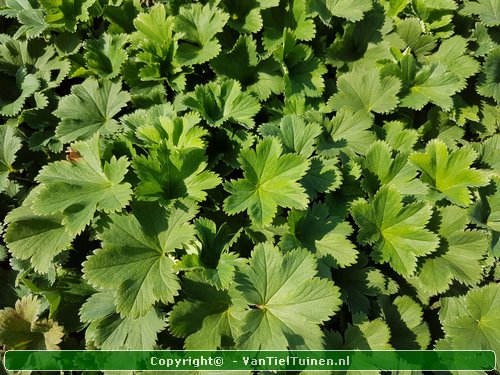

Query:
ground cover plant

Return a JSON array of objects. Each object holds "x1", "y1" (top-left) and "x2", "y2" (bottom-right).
[{"x1": 0, "y1": 0, "x2": 499, "y2": 373}]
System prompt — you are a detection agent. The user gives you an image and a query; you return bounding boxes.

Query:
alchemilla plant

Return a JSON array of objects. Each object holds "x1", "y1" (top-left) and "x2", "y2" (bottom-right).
[{"x1": 0, "y1": 0, "x2": 499, "y2": 373}]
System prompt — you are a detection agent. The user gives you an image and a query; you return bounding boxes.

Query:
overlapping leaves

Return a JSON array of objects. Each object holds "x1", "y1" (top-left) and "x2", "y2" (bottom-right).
[{"x1": 0, "y1": 0, "x2": 498, "y2": 360}]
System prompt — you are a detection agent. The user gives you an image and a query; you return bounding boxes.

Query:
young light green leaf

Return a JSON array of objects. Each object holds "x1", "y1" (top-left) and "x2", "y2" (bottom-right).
[
  {"x1": 223, "y1": 137, "x2": 310, "y2": 226},
  {"x1": 130, "y1": 4, "x2": 184, "y2": 87},
  {"x1": 259, "y1": 114, "x2": 322, "y2": 156},
  {"x1": 235, "y1": 243, "x2": 342, "y2": 349},
  {"x1": 173, "y1": 2, "x2": 229, "y2": 65},
  {"x1": 409, "y1": 139, "x2": 490, "y2": 206},
  {"x1": 184, "y1": 79, "x2": 261, "y2": 128},
  {"x1": 329, "y1": 69, "x2": 402, "y2": 115},
  {"x1": 382, "y1": 121, "x2": 419, "y2": 152},
  {"x1": 136, "y1": 114, "x2": 208, "y2": 151},
  {"x1": 83, "y1": 201, "x2": 197, "y2": 318},
  {"x1": 351, "y1": 186, "x2": 439, "y2": 276},
  {"x1": 400, "y1": 63, "x2": 462, "y2": 111},
  {"x1": 223, "y1": 0, "x2": 279, "y2": 34},
  {"x1": 428, "y1": 36, "x2": 480, "y2": 88},
  {"x1": 261, "y1": 0, "x2": 316, "y2": 51},
  {"x1": 32, "y1": 134, "x2": 133, "y2": 234},
  {"x1": 39, "y1": 0, "x2": 95, "y2": 31},
  {"x1": 54, "y1": 78, "x2": 130, "y2": 144},
  {"x1": 310, "y1": 0, "x2": 373, "y2": 22},
  {"x1": 132, "y1": 143, "x2": 221, "y2": 205}
]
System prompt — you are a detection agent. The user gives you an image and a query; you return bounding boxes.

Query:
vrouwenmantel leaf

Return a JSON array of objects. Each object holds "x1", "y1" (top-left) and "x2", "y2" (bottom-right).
[
  {"x1": 83, "y1": 201, "x2": 197, "y2": 318},
  {"x1": 235, "y1": 243, "x2": 342, "y2": 349},
  {"x1": 32, "y1": 134, "x2": 133, "y2": 234},
  {"x1": 224, "y1": 137, "x2": 310, "y2": 226},
  {"x1": 0, "y1": 0, "x2": 497, "y2": 358}
]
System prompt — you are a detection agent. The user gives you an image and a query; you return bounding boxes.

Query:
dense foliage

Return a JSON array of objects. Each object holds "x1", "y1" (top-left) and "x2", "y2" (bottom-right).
[{"x1": 0, "y1": 0, "x2": 499, "y2": 373}]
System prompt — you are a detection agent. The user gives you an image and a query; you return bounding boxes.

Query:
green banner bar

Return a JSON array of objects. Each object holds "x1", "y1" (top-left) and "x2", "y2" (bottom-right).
[{"x1": 4, "y1": 350, "x2": 496, "y2": 372}]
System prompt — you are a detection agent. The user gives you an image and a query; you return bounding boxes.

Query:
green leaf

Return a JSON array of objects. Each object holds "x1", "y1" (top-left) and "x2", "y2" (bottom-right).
[
  {"x1": 478, "y1": 134, "x2": 500, "y2": 170},
  {"x1": 190, "y1": 218, "x2": 243, "y2": 290},
  {"x1": 329, "y1": 68, "x2": 402, "y2": 115},
  {"x1": 84, "y1": 33, "x2": 128, "y2": 79},
  {"x1": 428, "y1": 36, "x2": 480, "y2": 88},
  {"x1": 223, "y1": 137, "x2": 310, "y2": 226},
  {"x1": 5, "y1": 192, "x2": 75, "y2": 274},
  {"x1": 82, "y1": 201, "x2": 197, "y2": 318},
  {"x1": 223, "y1": 0, "x2": 279, "y2": 34},
  {"x1": 387, "y1": 0, "x2": 411, "y2": 16},
  {"x1": 3, "y1": 0, "x2": 47, "y2": 40},
  {"x1": 382, "y1": 121, "x2": 419, "y2": 153},
  {"x1": 54, "y1": 78, "x2": 130, "y2": 144},
  {"x1": 400, "y1": 62, "x2": 462, "y2": 111},
  {"x1": 132, "y1": 142, "x2": 221, "y2": 205},
  {"x1": 0, "y1": 125, "x2": 21, "y2": 192},
  {"x1": 82, "y1": 291, "x2": 166, "y2": 350},
  {"x1": 210, "y1": 35, "x2": 283, "y2": 100},
  {"x1": 183, "y1": 79, "x2": 261, "y2": 128},
  {"x1": 484, "y1": 177, "x2": 500, "y2": 232},
  {"x1": 258, "y1": 114, "x2": 322, "y2": 156},
  {"x1": 380, "y1": 295, "x2": 431, "y2": 349},
  {"x1": 327, "y1": 316, "x2": 392, "y2": 349},
  {"x1": 351, "y1": 186, "x2": 439, "y2": 276},
  {"x1": 135, "y1": 113, "x2": 208, "y2": 151},
  {"x1": 168, "y1": 272, "x2": 246, "y2": 349},
  {"x1": 409, "y1": 139, "x2": 490, "y2": 206},
  {"x1": 32, "y1": 134, "x2": 133, "y2": 235},
  {"x1": 410, "y1": 206, "x2": 489, "y2": 296},
  {"x1": 361, "y1": 141, "x2": 428, "y2": 197},
  {"x1": 310, "y1": 0, "x2": 373, "y2": 22},
  {"x1": 333, "y1": 256, "x2": 399, "y2": 313},
  {"x1": 301, "y1": 156, "x2": 342, "y2": 198},
  {"x1": 273, "y1": 30, "x2": 327, "y2": 97},
  {"x1": 441, "y1": 283, "x2": 500, "y2": 367},
  {"x1": 281, "y1": 203, "x2": 358, "y2": 267},
  {"x1": 0, "y1": 294, "x2": 64, "y2": 349},
  {"x1": 477, "y1": 48, "x2": 500, "y2": 102},
  {"x1": 396, "y1": 18, "x2": 437, "y2": 58},
  {"x1": 0, "y1": 69, "x2": 39, "y2": 117},
  {"x1": 39, "y1": 0, "x2": 96, "y2": 31},
  {"x1": 173, "y1": 2, "x2": 229, "y2": 65},
  {"x1": 317, "y1": 108, "x2": 376, "y2": 157},
  {"x1": 261, "y1": 0, "x2": 316, "y2": 51},
  {"x1": 235, "y1": 243, "x2": 342, "y2": 349},
  {"x1": 18, "y1": 11, "x2": 47, "y2": 38},
  {"x1": 130, "y1": 4, "x2": 184, "y2": 87},
  {"x1": 462, "y1": 0, "x2": 500, "y2": 26}
]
